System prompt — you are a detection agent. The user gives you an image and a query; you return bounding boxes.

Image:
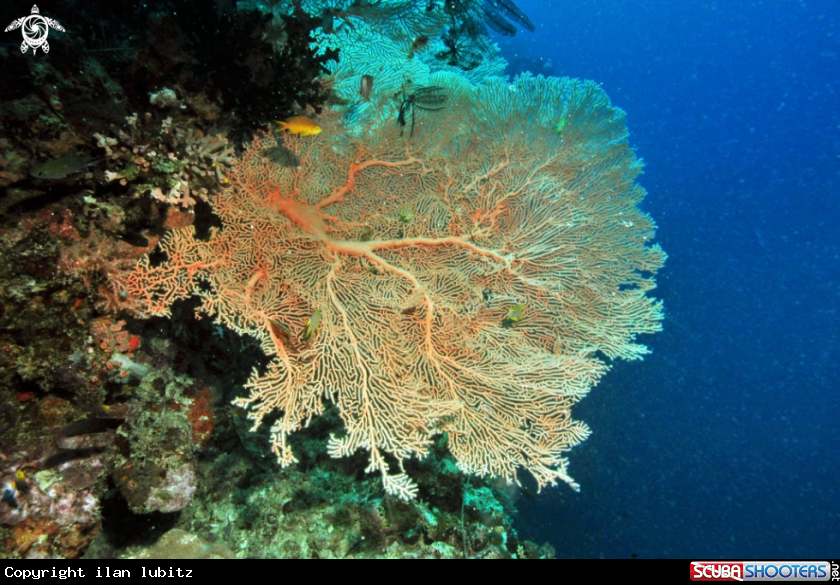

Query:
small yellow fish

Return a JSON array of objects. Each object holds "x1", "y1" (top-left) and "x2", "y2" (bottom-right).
[
  {"x1": 399, "y1": 205, "x2": 414, "y2": 223},
  {"x1": 304, "y1": 309, "x2": 322, "y2": 339},
  {"x1": 503, "y1": 303, "x2": 526, "y2": 323},
  {"x1": 12, "y1": 469, "x2": 28, "y2": 493},
  {"x1": 275, "y1": 116, "x2": 322, "y2": 137}
]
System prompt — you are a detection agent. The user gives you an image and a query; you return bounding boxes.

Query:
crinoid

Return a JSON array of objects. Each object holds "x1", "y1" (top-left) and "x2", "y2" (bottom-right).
[
  {"x1": 436, "y1": 25, "x2": 482, "y2": 70},
  {"x1": 441, "y1": 0, "x2": 534, "y2": 37},
  {"x1": 480, "y1": 0, "x2": 535, "y2": 36},
  {"x1": 397, "y1": 85, "x2": 448, "y2": 137},
  {"x1": 431, "y1": 0, "x2": 533, "y2": 70}
]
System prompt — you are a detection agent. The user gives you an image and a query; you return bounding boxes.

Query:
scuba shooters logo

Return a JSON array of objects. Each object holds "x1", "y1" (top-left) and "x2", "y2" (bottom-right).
[
  {"x1": 692, "y1": 562, "x2": 745, "y2": 581},
  {"x1": 4, "y1": 5, "x2": 65, "y2": 54},
  {"x1": 691, "y1": 561, "x2": 833, "y2": 581}
]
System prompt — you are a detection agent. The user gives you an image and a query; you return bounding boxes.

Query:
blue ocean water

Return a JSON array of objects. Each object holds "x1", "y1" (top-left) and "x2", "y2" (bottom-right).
[{"x1": 496, "y1": 0, "x2": 839, "y2": 559}]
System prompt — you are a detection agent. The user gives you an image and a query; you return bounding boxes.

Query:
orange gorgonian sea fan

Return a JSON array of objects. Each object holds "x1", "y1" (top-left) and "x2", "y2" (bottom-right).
[{"x1": 128, "y1": 74, "x2": 666, "y2": 499}]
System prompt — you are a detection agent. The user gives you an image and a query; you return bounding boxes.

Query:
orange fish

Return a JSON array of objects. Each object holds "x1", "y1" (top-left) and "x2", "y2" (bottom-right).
[{"x1": 275, "y1": 116, "x2": 322, "y2": 136}]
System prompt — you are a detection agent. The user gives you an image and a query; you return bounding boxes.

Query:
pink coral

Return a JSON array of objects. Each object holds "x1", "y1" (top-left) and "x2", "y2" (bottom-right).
[{"x1": 129, "y1": 75, "x2": 666, "y2": 498}]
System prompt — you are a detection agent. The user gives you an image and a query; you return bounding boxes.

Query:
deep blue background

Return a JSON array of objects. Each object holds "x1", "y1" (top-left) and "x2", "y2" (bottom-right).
[{"x1": 496, "y1": 0, "x2": 840, "y2": 558}]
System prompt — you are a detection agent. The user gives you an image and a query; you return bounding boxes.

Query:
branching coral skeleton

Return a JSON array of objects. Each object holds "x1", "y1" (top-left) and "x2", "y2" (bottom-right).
[{"x1": 128, "y1": 75, "x2": 665, "y2": 499}]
